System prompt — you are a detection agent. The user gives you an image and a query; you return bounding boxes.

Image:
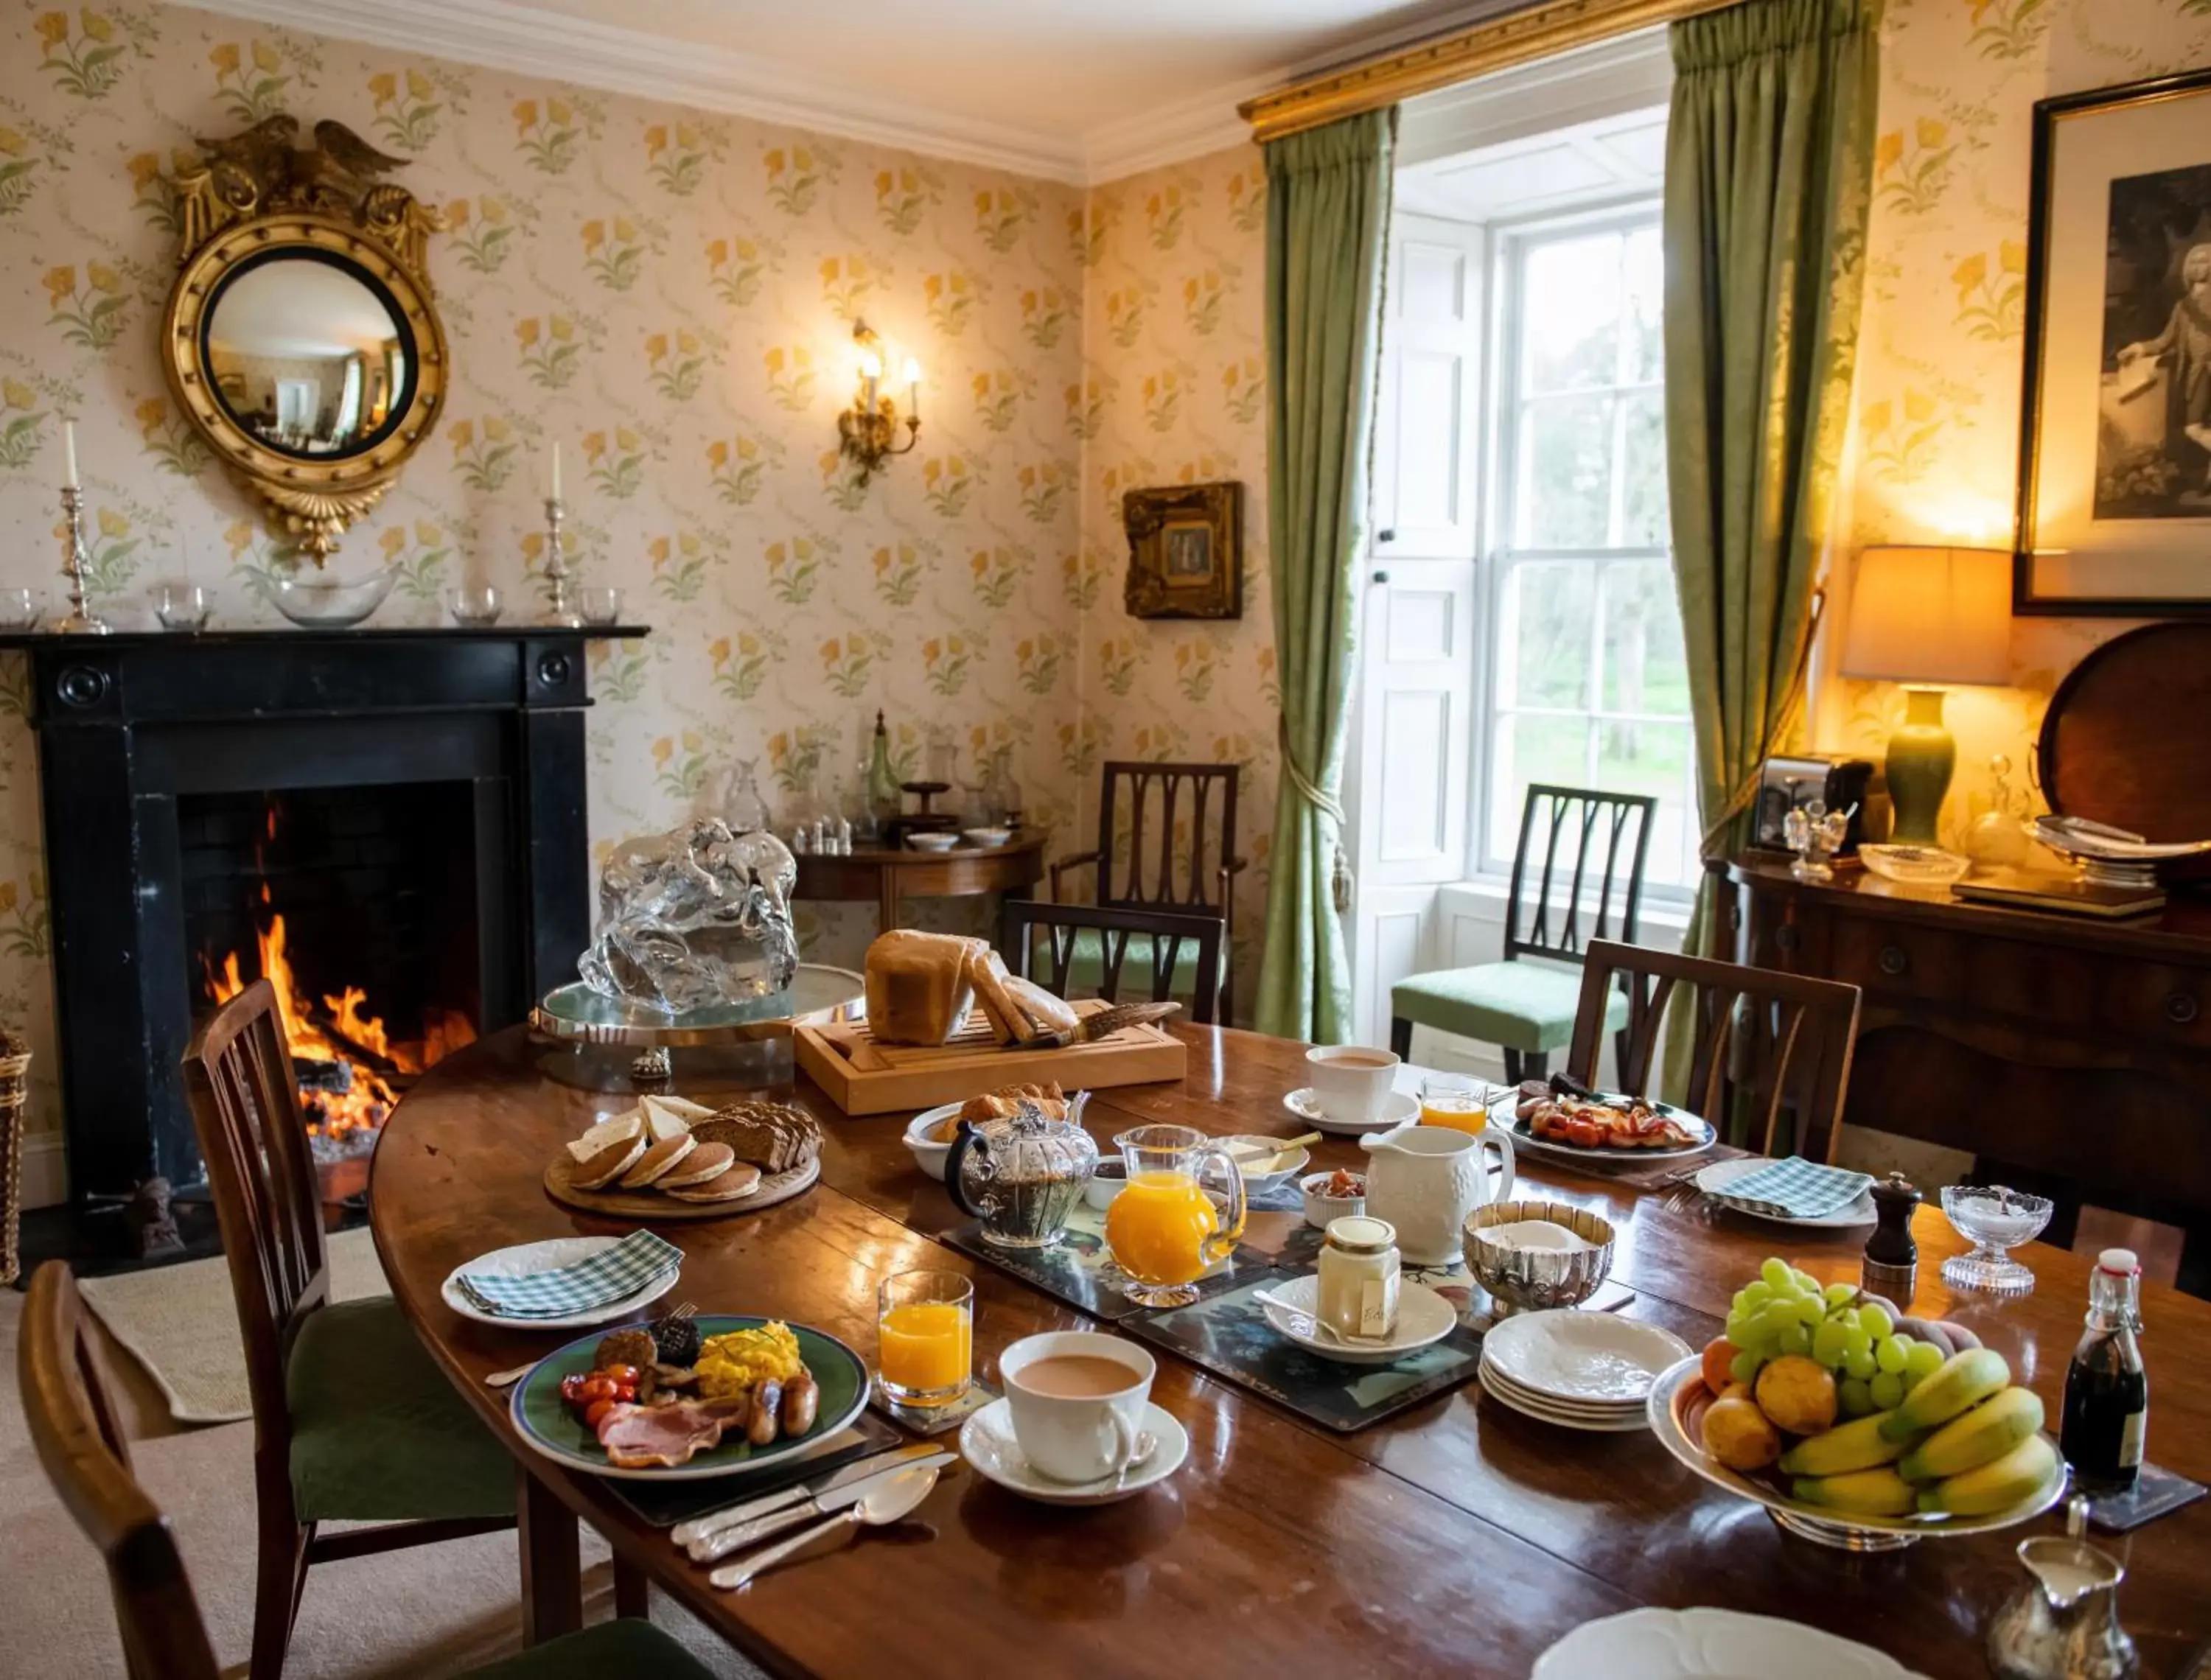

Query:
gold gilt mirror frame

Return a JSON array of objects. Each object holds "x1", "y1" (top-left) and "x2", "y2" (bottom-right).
[{"x1": 159, "y1": 116, "x2": 447, "y2": 561}]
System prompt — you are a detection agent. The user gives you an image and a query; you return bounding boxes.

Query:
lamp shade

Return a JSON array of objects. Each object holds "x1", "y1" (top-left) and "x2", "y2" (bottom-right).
[{"x1": 1840, "y1": 545, "x2": 2012, "y2": 687}]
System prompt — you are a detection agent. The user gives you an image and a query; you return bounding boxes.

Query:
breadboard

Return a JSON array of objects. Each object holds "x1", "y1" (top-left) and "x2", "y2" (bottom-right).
[{"x1": 794, "y1": 1000, "x2": 1186, "y2": 1115}]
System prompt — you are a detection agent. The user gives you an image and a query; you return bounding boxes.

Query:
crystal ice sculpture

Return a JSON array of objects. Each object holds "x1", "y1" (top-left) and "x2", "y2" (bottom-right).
[{"x1": 578, "y1": 819, "x2": 799, "y2": 1016}]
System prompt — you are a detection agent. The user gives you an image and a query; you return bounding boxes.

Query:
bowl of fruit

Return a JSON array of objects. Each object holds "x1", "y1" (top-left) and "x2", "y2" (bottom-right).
[{"x1": 1648, "y1": 1256, "x2": 2068, "y2": 1550}]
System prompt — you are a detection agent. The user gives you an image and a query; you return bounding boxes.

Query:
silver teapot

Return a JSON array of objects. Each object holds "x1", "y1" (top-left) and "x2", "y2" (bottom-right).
[
  {"x1": 943, "y1": 1095, "x2": 1096, "y2": 1250},
  {"x1": 1988, "y1": 1498, "x2": 2139, "y2": 1680}
]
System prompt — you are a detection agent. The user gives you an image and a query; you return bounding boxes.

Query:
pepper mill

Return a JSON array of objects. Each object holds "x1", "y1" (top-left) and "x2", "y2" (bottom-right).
[{"x1": 1863, "y1": 1172, "x2": 1922, "y2": 1303}]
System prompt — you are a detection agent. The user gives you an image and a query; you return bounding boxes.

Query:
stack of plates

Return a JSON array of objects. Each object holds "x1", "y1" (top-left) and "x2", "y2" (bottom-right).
[{"x1": 1479, "y1": 1309, "x2": 1693, "y2": 1432}]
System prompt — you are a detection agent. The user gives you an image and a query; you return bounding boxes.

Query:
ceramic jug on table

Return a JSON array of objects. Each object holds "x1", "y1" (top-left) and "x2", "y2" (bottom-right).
[{"x1": 1360, "y1": 1124, "x2": 1515, "y2": 1266}]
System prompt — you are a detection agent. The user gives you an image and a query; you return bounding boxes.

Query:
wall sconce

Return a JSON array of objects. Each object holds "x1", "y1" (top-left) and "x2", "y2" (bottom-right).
[{"x1": 836, "y1": 321, "x2": 920, "y2": 484}]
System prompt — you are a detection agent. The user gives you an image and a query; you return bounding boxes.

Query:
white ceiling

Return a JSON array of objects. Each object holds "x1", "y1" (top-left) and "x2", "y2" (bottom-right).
[
  {"x1": 180, "y1": 0, "x2": 1507, "y2": 183},
  {"x1": 1396, "y1": 106, "x2": 1667, "y2": 222}
]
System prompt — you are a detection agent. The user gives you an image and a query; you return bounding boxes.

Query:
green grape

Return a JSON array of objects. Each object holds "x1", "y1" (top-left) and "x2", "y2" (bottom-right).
[
  {"x1": 1842, "y1": 1326, "x2": 1872, "y2": 1362},
  {"x1": 1903, "y1": 1340, "x2": 1945, "y2": 1382},
  {"x1": 1823, "y1": 1282, "x2": 1859, "y2": 1310},
  {"x1": 1869, "y1": 1371, "x2": 1904, "y2": 1410},
  {"x1": 1812, "y1": 1320, "x2": 1850, "y2": 1368},
  {"x1": 1791, "y1": 1270, "x2": 1821, "y2": 1296},
  {"x1": 1791, "y1": 1298, "x2": 1825, "y2": 1329},
  {"x1": 1874, "y1": 1336, "x2": 1909, "y2": 1374},
  {"x1": 1729, "y1": 1350, "x2": 1762, "y2": 1386},
  {"x1": 1838, "y1": 1376, "x2": 1875, "y2": 1416},
  {"x1": 1843, "y1": 1345, "x2": 1878, "y2": 1381},
  {"x1": 1778, "y1": 1324, "x2": 1812, "y2": 1357},
  {"x1": 1725, "y1": 1311, "x2": 1754, "y2": 1346},
  {"x1": 1742, "y1": 1280, "x2": 1773, "y2": 1309},
  {"x1": 1760, "y1": 1257, "x2": 1794, "y2": 1292},
  {"x1": 1757, "y1": 1301, "x2": 1800, "y2": 1343},
  {"x1": 1857, "y1": 1303, "x2": 1893, "y2": 1341}
]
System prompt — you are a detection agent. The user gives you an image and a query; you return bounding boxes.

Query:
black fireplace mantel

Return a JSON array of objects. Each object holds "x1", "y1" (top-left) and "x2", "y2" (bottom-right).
[{"x1": 5, "y1": 624, "x2": 646, "y2": 1210}]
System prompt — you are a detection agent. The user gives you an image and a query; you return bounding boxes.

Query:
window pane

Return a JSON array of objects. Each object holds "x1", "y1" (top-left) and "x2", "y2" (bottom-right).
[
  {"x1": 1503, "y1": 561, "x2": 1596, "y2": 707},
  {"x1": 1523, "y1": 232, "x2": 1621, "y2": 392},
  {"x1": 1621, "y1": 391, "x2": 1668, "y2": 548},
  {"x1": 1517, "y1": 396, "x2": 1613, "y2": 548},
  {"x1": 1624, "y1": 224, "x2": 1663, "y2": 384},
  {"x1": 1489, "y1": 713, "x2": 1591, "y2": 861},
  {"x1": 1599, "y1": 561, "x2": 1688, "y2": 716}
]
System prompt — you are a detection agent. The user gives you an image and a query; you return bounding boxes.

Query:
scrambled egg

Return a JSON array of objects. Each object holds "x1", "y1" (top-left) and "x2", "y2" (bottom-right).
[{"x1": 696, "y1": 1321, "x2": 803, "y2": 1399}]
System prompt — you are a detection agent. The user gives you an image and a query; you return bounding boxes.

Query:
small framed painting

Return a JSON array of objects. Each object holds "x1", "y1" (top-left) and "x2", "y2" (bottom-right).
[
  {"x1": 1123, "y1": 480, "x2": 1243, "y2": 619},
  {"x1": 2017, "y1": 67, "x2": 2211, "y2": 615}
]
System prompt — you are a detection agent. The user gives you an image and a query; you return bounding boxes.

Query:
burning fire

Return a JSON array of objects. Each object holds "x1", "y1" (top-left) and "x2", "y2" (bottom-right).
[{"x1": 206, "y1": 914, "x2": 475, "y2": 1145}]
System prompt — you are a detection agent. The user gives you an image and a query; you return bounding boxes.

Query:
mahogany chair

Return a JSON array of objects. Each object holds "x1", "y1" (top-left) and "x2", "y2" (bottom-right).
[
  {"x1": 18, "y1": 1261, "x2": 719, "y2": 1680},
  {"x1": 1000, "y1": 898, "x2": 1225, "y2": 1025},
  {"x1": 1564, "y1": 939, "x2": 1864, "y2": 1162},
  {"x1": 1050, "y1": 760, "x2": 1245, "y2": 1019},
  {"x1": 181, "y1": 979, "x2": 516, "y2": 1680}
]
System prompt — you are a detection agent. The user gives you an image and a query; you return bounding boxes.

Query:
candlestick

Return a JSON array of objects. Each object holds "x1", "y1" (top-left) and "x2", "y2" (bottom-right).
[
  {"x1": 56, "y1": 484, "x2": 109, "y2": 635},
  {"x1": 538, "y1": 494, "x2": 581, "y2": 628},
  {"x1": 63, "y1": 420, "x2": 78, "y2": 491}
]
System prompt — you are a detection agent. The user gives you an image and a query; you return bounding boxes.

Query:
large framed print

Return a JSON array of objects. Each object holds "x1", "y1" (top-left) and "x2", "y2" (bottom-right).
[{"x1": 2017, "y1": 69, "x2": 2211, "y2": 615}]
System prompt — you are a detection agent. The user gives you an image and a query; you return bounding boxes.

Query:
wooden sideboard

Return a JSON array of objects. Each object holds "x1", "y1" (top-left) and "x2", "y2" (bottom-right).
[{"x1": 1724, "y1": 855, "x2": 2211, "y2": 1294}]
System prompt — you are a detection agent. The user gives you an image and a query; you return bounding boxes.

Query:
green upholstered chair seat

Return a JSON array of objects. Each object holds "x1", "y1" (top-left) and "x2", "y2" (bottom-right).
[
  {"x1": 1391, "y1": 960, "x2": 1628, "y2": 1052},
  {"x1": 464, "y1": 1618, "x2": 722, "y2": 1680},
  {"x1": 286, "y1": 1295, "x2": 516, "y2": 1523},
  {"x1": 1044, "y1": 925, "x2": 1226, "y2": 993}
]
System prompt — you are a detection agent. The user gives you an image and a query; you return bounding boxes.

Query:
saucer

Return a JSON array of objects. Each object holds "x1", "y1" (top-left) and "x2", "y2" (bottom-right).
[
  {"x1": 1284, "y1": 1087, "x2": 1419, "y2": 1136},
  {"x1": 1259, "y1": 1274, "x2": 1459, "y2": 1365},
  {"x1": 960, "y1": 1397, "x2": 1188, "y2": 1505}
]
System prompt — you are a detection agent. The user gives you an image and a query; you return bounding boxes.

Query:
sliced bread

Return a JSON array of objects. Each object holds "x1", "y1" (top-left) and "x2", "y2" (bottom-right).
[{"x1": 565, "y1": 1107, "x2": 643, "y2": 1164}]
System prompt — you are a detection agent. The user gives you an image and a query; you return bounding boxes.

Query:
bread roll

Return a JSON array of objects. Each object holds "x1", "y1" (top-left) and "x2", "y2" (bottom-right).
[{"x1": 865, "y1": 930, "x2": 983, "y2": 1046}]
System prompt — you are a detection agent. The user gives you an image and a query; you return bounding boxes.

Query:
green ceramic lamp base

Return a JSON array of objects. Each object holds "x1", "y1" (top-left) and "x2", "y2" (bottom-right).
[{"x1": 1885, "y1": 686, "x2": 1955, "y2": 847}]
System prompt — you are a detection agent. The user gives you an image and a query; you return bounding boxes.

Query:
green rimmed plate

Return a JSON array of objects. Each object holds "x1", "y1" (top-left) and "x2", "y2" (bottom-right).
[{"x1": 509, "y1": 1315, "x2": 868, "y2": 1482}]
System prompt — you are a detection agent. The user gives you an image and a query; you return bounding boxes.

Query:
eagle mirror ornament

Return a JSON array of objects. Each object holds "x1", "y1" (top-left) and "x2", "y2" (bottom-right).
[{"x1": 159, "y1": 115, "x2": 447, "y2": 561}]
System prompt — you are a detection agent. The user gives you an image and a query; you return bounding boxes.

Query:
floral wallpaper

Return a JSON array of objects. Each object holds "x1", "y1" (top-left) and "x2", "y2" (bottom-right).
[
  {"x1": 1823, "y1": 0, "x2": 2211, "y2": 841},
  {"x1": 1073, "y1": 147, "x2": 1276, "y2": 1007},
  {"x1": 0, "y1": 1, "x2": 1093, "y2": 1147}
]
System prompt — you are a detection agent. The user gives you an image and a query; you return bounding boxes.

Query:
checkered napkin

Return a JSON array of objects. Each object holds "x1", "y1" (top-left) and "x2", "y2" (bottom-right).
[
  {"x1": 1716, "y1": 1156, "x2": 1873, "y2": 1221},
  {"x1": 456, "y1": 1230, "x2": 682, "y2": 1319}
]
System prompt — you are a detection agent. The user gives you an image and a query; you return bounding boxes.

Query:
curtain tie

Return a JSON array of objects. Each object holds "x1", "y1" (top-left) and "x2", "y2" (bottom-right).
[{"x1": 1278, "y1": 713, "x2": 1354, "y2": 911}]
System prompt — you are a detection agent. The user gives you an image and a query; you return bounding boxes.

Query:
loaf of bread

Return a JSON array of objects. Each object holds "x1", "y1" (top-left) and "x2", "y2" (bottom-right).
[
  {"x1": 691, "y1": 1100, "x2": 822, "y2": 1175},
  {"x1": 865, "y1": 929, "x2": 984, "y2": 1046}
]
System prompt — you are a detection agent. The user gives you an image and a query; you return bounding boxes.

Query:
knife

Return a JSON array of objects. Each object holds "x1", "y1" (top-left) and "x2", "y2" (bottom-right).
[
  {"x1": 670, "y1": 1443, "x2": 947, "y2": 1547},
  {"x1": 687, "y1": 1453, "x2": 954, "y2": 1562}
]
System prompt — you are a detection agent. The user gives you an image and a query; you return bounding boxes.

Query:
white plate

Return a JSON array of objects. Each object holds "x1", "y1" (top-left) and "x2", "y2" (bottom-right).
[
  {"x1": 1481, "y1": 1309, "x2": 1692, "y2": 1405},
  {"x1": 1692, "y1": 1157, "x2": 1876, "y2": 1228},
  {"x1": 440, "y1": 1236, "x2": 680, "y2": 1330},
  {"x1": 959, "y1": 1397, "x2": 1189, "y2": 1505},
  {"x1": 1534, "y1": 1609, "x2": 1932, "y2": 1679},
  {"x1": 1257, "y1": 1275, "x2": 1459, "y2": 1365},
  {"x1": 1284, "y1": 1087, "x2": 1420, "y2": 1135},
  {"x1": 1480, "y1": 1367, "x2": 1652, "y2": 1433},
  {"x1": 1502, "y1": 1093, "x2": 1716, "y2": 1164},
  {"x1": 1478, "y1": 1359, "x2": 1646, "y2": 1424},
  {"x1": 904, "y1": 1102, "x2": 962, "y2": 1182}
]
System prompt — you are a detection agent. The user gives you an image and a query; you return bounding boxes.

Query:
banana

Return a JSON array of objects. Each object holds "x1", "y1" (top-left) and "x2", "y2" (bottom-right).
[
  {"x1": 1897, "y1": 1387, "x2": 2044, "y2": 1484},
  {"x1": 1792, "y1": 1466, "x2": 1920, "y2": 1516},
  {"x1": 1779, "y1": 1410, "x2": 1915, "y2": 1477},
  {"x1": 1879, "y1": 1347, "x2": 2011, "y2": 1441},
  {"x1": 1918, "y1": 1432, "x2": 2060, "y2": 1516}
]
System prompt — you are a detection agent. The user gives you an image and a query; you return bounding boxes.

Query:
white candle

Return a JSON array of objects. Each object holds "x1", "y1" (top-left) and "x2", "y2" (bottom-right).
[
  {"x1": 903, "y1": 358, "x2": 921, "y2": 421},
  {"x1": 63, "y1": 420, "x2": 78, "y2": 491},
  {"x1": 550, "y1": 441, "x2": 562, "y2": 502}
]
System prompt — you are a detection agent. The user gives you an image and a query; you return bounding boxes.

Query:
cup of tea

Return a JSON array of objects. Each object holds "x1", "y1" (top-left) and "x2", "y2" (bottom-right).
[
  {"x1": 1307, "y1": 1045, "x2": 1401, "y2": 1124},
  {"x1": 999, "y1": 1331, "x2": 1155, "y2": 1483}
]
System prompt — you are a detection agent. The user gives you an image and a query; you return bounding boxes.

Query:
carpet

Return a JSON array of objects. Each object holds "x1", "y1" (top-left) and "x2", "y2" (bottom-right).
[{"x1": 78, "y1": 1225, "x2": 390, "y2": 1424}]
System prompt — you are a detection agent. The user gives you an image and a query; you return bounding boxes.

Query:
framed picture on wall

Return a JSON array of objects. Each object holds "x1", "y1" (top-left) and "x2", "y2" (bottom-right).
[
  {"x1": 2017, "y1": 66, "x2": 2211, "y2": 615},
  {"x1": 1123, "y1": 481, "x2": 1243, "y2": 619}
]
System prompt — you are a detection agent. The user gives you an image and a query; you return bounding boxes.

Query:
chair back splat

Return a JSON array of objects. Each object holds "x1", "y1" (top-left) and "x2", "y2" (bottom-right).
[{"x1": 1503, "y1": 784, "x2": 1658, "y2": 965}]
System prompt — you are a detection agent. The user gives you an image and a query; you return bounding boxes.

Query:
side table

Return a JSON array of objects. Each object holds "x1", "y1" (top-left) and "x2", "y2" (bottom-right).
[{"x1": 792, "y1": 832, "x2": 1047, "y2": 932}]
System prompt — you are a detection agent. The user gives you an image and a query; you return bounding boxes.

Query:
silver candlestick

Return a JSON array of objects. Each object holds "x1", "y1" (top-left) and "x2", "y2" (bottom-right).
[
  {"x1": 539, "y1": 495, "x2": 582, "y2": 628},
  {"x1": 56, "y1": 485, "x2": 109, "y2": 635}
]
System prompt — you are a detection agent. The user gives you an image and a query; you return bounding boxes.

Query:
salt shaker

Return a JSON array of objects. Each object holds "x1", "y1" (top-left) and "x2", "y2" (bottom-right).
[{"x1": 1863, "y1": 1172, "x2": 1921, "y2": 1303}]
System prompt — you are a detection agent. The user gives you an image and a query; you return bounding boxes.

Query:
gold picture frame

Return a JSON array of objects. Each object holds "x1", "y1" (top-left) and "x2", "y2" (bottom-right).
[
  {"x1": 1123, "y1": 481, "x2": 1243, "y2": 620},
  {"x1": 158, "y1": 116, "x2": 447, "y2": 561}
]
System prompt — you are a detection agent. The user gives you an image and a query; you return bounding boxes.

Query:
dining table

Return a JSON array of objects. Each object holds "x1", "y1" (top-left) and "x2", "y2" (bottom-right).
[{"x1": 367, "y1": 1022, "x2": 2211, "y2": 1679}]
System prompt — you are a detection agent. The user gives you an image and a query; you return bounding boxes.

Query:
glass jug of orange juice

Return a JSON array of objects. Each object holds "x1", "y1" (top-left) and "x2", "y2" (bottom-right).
[{"x1": 1105, "y1": 1124, "x2": 1247, "y2": 1307}]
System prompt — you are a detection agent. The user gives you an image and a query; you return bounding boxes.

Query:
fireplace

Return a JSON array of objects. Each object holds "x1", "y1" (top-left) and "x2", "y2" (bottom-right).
[{"x1": 1, "y1": 626, "x2": 639, "y2": 1253}]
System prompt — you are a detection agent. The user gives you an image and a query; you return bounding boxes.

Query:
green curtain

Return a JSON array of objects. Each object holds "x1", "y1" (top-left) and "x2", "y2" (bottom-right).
[
  {"x1": 1253, "y1": 111, "x2": 1394, "y2": 1044},
  {"x1": 1663, "y1": 0, "x2": 1879, "y2": 984}
]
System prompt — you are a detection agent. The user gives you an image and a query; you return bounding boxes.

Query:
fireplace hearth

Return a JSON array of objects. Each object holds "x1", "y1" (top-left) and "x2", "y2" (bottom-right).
[{"x1": 1, "y1": 625, "x2": 643, "y2": 1259}]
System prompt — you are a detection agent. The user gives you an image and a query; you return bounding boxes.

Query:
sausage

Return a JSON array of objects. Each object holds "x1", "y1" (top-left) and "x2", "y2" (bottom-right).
[
  {"x1": 780, "y1": 1366, "x2": 818, "y2": 1438},
  {"x1": 748, "y1": 1379, "x2": 782, "y2": 1446}
]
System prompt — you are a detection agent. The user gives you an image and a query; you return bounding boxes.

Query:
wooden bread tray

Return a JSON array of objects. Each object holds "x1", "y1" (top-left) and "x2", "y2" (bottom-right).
[{"x1": 794, "y1": 1000, "x2": 1187, "y2": 1116}]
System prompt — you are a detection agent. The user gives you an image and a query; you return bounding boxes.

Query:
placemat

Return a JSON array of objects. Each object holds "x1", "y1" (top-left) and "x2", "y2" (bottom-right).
[
  {"x1": 1122, "y1": 1273, "x2": 1487, "y2": 1433},
  {"x1": 2087, "y1": 1463, "x2": 2207, "y2": 1533},
  {"x1": 607, "y1": 1409, "x2": 907, "y2": 1528},
  {"x1": 942, "y1": 1200, "x2": 1257, "y2": 1322}
]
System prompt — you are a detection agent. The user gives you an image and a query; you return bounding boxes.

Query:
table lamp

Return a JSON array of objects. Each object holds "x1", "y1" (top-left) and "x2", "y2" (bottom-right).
[{"x1": 1840, "y1": 545, "x2": 2012, "y2": 847}]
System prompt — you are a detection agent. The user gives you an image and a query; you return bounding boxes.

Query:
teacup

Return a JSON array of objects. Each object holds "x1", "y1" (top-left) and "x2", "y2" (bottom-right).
[
  {"x1": 1307, "y1": 1044, "x2": 1400, "y2": 1124},
  {"x1": 999, "y1": 1330, "x2": 1155, "y2": 1483}
]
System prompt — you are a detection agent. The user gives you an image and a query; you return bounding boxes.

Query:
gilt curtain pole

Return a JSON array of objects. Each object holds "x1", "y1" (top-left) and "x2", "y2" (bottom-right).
[{"x1": 1253, "y1": 110, "x2": 1394, "y2": 1043}]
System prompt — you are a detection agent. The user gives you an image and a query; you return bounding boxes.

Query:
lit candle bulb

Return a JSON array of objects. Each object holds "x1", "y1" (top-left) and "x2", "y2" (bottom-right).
[
  {"x1": 549, "y1": 440, "x2": 562, "y2": 502},
  {"x1": 63, "y1": 419, "x2": 79, "y2": 491}
]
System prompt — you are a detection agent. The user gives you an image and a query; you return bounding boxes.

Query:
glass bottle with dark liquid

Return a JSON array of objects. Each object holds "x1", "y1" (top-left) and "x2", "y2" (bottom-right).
[{"x1": 2060, "y1": 1247, "x2": 2148, "y2": 1494}]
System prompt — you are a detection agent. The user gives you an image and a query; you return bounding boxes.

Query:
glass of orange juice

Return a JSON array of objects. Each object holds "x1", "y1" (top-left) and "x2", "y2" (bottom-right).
[
  {"x1": 876, "y1": 1270, "x2": 973, "y2": 1407},
  {"x1": 1105, "y1": 1124, "x2": 1248, "y2": 1307},
  {"x1": 1419, "y1": 1073, "x2": 1489, "y2": 1134}
]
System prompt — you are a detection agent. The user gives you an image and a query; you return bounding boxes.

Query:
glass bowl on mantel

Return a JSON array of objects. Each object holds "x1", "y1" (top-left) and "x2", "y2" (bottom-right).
[{"x1": 261, "y1": 566, "x2": 397, "y2": 629}]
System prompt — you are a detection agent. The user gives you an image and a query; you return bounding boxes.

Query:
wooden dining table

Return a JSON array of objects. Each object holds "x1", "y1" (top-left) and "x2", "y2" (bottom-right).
[{"x1": 368, "y1": 1023, "x2": 2211, "y2": 1679}]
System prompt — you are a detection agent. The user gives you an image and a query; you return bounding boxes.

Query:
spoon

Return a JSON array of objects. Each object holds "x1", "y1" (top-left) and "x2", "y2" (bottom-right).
[
  {"x1": 710, "y1": 1464, "x2": 939, "y2": 1589},
  {"x1": 1252, "y1": 1289, "x2": 1386, "y2": 1345},
  {"x1": 484, "y1": 1362, "x2": 537, "y2": 1388},
  {"x1": 1225, "y1": 1131, "x2": 1321, "y2": 1171}
]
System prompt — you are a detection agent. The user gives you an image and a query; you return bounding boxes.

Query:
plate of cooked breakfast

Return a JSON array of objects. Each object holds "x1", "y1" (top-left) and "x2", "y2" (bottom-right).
[
  {"x1": 509, "y1": 1308, "x2": 869, "y2": 1482},
  {"x1": 1504, "y1": 1075, "x2": 1715, "y2": 1163},
  {"x1": 542, "y1": 1094, "x2": 824, "y2": 1220}
]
